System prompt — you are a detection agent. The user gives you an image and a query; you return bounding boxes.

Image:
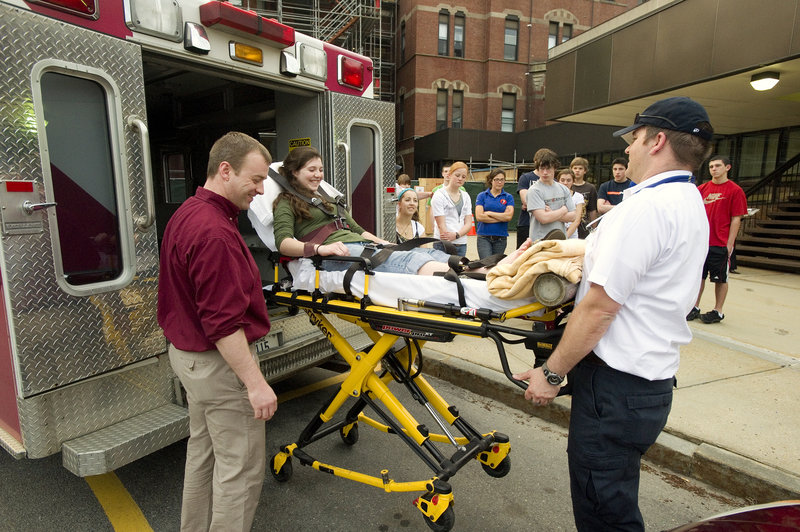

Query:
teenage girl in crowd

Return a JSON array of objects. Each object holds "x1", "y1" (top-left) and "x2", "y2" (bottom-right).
[
  {"x1": 430, "y1": 161, "x2": 472, "y2": 257},
  {"x1": 557, "y1": 168, "x2": 584, "y2": 239},
  {"x1": 395, "y1": 188, "x2": 426, "y2": 243},
  {"x1": 474, "y1": 169, "x2": 515, "y2": 258}
]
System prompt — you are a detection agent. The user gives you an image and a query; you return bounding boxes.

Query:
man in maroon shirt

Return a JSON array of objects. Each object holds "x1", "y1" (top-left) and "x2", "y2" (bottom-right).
[{"x1": 158, "y1": 132, "x2": 276, "y2": 531}]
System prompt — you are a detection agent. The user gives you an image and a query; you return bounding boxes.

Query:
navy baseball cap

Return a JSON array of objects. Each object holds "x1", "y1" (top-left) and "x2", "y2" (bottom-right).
[{"x1": 613, "y1": 97, "x2": 713, "y2": 141}]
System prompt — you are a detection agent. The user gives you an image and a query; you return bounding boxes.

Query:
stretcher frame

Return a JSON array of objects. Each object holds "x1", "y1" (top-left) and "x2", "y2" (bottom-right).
[{"x1": 266, "y1": 256, "x2": 571, "y2": 532}]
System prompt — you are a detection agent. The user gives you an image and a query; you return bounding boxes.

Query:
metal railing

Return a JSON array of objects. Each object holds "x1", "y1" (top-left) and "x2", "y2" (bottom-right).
[{"x1": 741, "y1": 151, "x2": 800, "y2": 233}]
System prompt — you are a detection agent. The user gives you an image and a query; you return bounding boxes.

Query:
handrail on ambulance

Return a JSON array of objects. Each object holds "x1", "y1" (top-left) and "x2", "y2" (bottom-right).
[
  {"x1": 337, "y1": 141, "x2": 352, "y2": 202},
  {"x1": 127, "y1": 116, "x2": 156, "y2": 232}
]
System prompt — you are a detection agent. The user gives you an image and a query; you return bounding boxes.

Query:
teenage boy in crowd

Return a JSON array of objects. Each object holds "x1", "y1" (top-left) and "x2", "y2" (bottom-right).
[
  {"x1": 687, "y1": 155, "x2": 747, "y2": 324},
  {"x1": 569, "y1": 157, "x2": 598, "y2": 237},
  {"x1": 597, "y1": 158, "x2": 631, "y2": 214},
  {"x1": 527, "y1": 150, "x2": 575, "y2": 241}
]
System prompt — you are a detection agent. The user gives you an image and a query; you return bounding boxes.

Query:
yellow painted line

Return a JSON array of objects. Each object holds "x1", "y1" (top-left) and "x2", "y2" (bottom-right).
[
  {"x1": 85, "y1": 472, "x2": 154, "y2": 532},
  {"x1": 278, "y1": 372, "x2": 348, "y2": 404}
]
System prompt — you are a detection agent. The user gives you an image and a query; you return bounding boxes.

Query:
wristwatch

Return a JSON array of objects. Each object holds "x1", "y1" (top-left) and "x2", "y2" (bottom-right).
[{"x1": 542, "y1": 362, "x2": 565, "y2": 386}]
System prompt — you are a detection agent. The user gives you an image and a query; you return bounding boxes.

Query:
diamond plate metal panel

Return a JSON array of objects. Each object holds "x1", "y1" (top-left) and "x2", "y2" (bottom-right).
[
  {"x1": 0, "y1": 5, "x2": 165, "y2": 401},
  {"x1": 18, "y1": 356, "x2": 176, "y2": 458},
  {"x1": 324, "y1": 92, "x2": 396, "y2": 239},
  {"x1": 62, "y1": 403, "x2": 188, "y2": 476}
]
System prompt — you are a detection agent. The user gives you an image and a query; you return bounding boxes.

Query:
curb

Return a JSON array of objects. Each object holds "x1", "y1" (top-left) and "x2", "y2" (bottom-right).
[{"x1": 421, "y1": 350, "x2": 800, "y2": 504}]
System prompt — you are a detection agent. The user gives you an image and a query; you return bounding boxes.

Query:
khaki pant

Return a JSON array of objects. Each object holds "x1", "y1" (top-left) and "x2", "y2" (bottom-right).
[{"x1": 169, "y1": 345, "x2": 266, "y2": 532}]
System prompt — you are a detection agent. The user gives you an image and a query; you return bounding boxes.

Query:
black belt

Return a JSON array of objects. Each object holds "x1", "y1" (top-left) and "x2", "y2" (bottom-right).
[
  {"x1": 583, "y1": 351, "x2": 608, "y2": 367},
  {"x1": 479, "y1": 235, "x2": 505, "y2": 240}
]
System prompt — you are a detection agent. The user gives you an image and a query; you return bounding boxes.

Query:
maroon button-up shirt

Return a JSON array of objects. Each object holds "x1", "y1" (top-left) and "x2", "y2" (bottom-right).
[{"x1": 157, "y1": 187, "x2": 270, "y2": 351}]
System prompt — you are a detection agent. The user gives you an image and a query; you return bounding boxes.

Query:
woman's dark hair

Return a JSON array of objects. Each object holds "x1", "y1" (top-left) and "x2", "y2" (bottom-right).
[
  {"x1": 274, "y1": 146, "x2": 327, "y2": 220},
  {"x1": 485, "y1": 169, "x2": 506, "y2": 188}
]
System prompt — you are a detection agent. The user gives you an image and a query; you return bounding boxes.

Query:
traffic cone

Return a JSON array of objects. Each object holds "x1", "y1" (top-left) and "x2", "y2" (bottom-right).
[{"x1": 468, "y1": 220, "x2": 476, "y2": 236}]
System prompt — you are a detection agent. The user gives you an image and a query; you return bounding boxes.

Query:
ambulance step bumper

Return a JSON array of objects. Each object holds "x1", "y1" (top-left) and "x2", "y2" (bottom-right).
[
  {"x1": 0, "y1": 423, "x2": 26, "y2": 459},
  {"x1": 62, "y1": 403, "x2": 189, "y2": 477}
]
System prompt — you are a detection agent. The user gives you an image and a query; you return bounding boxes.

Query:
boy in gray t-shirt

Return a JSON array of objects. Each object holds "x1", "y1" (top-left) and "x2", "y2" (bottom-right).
[{"x1": 527, "y1": 153, "x2": 575, "y2": 241}]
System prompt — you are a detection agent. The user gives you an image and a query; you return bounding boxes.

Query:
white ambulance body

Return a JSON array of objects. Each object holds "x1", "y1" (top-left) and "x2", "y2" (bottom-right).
[{"x1": 0, "y1": 0, "x2": 395, "y2": 475}]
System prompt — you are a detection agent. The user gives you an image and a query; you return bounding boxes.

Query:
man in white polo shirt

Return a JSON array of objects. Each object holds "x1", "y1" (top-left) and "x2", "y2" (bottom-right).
[{"x1": 514, "y1": 96, "x2": 711, "y2": 531}]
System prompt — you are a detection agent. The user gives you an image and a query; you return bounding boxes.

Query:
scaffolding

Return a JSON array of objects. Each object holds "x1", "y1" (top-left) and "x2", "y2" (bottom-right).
[{"x1": 247, "y1": 0, "x2": 396, "y2": 102}]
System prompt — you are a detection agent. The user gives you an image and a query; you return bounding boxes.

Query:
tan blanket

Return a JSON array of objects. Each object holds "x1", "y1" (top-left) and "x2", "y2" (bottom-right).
[{"x1": 486, "y1": 239, "x2": 586, "y2": 300}]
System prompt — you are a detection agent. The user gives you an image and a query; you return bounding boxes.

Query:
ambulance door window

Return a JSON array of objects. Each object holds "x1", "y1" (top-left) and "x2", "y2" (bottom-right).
[
  {"x1": 39, "y1": 72, "x2": 126, "y2": 287},
  {"x1": 164, "y1": 152, "x2": 189, "y2": 203},
  {"x1": 349, "y1": 125, "x2": 377, "y2": 234}
]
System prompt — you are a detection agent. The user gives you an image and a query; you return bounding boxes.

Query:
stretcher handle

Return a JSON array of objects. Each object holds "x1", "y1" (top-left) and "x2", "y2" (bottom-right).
[{"x1": 486, "y1": 330, "x2": 572, "y2": 396}]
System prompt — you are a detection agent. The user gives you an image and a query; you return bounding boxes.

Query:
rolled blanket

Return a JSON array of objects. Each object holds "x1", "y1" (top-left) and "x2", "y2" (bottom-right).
[{"x1": 486, "y1": 239, "x2": 586, "y2": 300}]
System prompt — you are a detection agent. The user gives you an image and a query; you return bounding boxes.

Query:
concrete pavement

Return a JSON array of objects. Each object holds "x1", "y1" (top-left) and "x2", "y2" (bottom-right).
[{"x1": 420, "y1": 235, "x2": 800, "y2": 503}]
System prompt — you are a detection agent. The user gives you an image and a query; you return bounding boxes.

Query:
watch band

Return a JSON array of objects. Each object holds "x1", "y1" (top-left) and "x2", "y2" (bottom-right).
[{"x1": 542, "y1": 361, "x2": 565, "y2": 385}]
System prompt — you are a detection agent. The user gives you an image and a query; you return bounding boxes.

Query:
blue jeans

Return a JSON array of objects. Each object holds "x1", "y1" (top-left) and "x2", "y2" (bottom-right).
[
  {"x1": 476, "y1": 235, "x2": 507, "y2": 259},
  {"x1": 320, "y1": 243, "x2": 452, "y2": 275}
]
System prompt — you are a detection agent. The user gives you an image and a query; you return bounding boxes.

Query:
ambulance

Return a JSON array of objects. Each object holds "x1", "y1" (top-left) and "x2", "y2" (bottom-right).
[{"x1": 0, "y1": 0, "x2": 395, "y2": 475}]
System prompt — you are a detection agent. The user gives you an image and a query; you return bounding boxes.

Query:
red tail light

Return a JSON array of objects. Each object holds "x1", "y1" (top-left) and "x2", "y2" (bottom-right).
[{"x1": 339, "y1": 55, "x2": 364, "y2": 90}]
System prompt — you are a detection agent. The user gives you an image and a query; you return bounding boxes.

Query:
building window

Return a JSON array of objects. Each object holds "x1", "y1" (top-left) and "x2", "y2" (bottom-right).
[
  {"x1": 436, "y1": 89, "x2": 448, "y2": 130},
  {"x1": 452, "y1": 90, "x2": 463, "y2": 128},
  {"x1": 548, "y1": 21, "x2": 559, "y2": 49},
  {"x1": 400, "y1": 21, "x2": 406, "y2": 63},
  {"x1": 504, "y1": 17, "x2": 519, "y2": 61},
  {"x1": 438, "y1": 11, "x2": 449, "y2": 56},
  {"x1": 453, "y1": 12, "x2": 465, "y2": 58},
  {"x1": 562, "y1": 23, "x2": 572, "y2": 43},
  {"x1": 501, "y1": 93, "x2": 515, "y2": 132}
]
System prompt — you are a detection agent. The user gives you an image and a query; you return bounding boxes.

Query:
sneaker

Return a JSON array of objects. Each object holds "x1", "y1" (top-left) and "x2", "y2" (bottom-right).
[
  {"x1": 700, "y1": 310, "x2": 724, "y2": 323},
  {"x1": 686, "y1": 307, "x2": 701, "y2": 321},
  {"x1": 729, "y1": 269, "x2": 740, "y2": 275}
]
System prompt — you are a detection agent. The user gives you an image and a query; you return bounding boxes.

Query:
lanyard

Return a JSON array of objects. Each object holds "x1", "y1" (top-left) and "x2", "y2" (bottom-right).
[
  {"x1": 635, "y1": 174, "x2": 695, "y2": 194},
  {"x1": 586, "y1": 174, "x2": 695, "y2": 230}
]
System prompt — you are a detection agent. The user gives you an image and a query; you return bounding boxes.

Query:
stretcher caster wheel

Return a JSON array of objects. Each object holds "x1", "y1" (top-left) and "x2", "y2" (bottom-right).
[
  {"x1": 481, "y1": 456, "x2": 511, "y2": 478},
  {"x1": 339, "y1": 423, "x2": 359, "y2": 445},
  {"x1": 270, "y1": 453, "x2": 293, "y2": 482},
  {"x1": 423, "y1": 506, "x2": 455, "y2": 532}
]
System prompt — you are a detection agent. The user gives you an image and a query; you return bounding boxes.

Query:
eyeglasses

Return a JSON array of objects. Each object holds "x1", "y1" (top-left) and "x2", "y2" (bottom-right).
[
  {"x1": 492, "y1": 177, "x2": 506, "y2": 182},
  {"x1": 635, "y1": 112, "x2": 678, "y2": 129}
]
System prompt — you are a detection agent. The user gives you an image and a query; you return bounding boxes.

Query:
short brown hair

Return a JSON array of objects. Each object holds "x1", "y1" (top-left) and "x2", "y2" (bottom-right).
[
  {"x1": 570, "y1": 157, "x2": 588, "y2": 169},
  {"x1": 207, "y1": 132, "x2": 271, "y2": 178},
  {"x1": 537, "y1": 150, "x2": 560, "y2": 170},
  {"x1": 643, "y1": 126, "x2": 712, "y2": 173},
  {"x1": 533, "y1": 148, "x2": 557, "y2": 167}
]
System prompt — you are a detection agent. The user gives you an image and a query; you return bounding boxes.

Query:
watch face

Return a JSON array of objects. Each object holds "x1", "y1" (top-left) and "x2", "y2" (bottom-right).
[{"x1": 547, "y1": 374, "x2": 563, "y2": 385}]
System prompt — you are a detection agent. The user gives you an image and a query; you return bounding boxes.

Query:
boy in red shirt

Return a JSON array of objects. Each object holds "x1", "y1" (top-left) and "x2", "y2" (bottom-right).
[{"x1": 687, "y1": 155, "x2": 748, "y2": 323}]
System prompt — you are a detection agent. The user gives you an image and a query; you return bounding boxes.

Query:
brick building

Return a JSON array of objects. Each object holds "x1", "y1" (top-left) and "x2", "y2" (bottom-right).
[{"x1": 396, "y1": 0, "x2": 641, "y2": 177}]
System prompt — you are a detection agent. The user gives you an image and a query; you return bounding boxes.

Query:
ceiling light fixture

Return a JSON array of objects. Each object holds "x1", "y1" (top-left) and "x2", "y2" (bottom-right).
[{"x1": 750, "y1": 71, "x2": 780, "y2": 91}]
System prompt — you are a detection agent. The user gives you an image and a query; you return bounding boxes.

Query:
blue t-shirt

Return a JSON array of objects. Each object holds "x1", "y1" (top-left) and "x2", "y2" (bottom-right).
[
  {"x1": 516, "y1": 171, "x2": 539, "y2": 227},
  {"x1": 476, "y1": 189, "x2": 515, "y2": 237},
  {"x1": 598, "y1": 179, "x2": 633, "y2": 206}
]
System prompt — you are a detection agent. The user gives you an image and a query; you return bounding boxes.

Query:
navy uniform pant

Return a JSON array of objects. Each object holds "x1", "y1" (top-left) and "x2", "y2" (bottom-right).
[{"x1": 567, "y1": 358, "x2": 674, "y2": 532}]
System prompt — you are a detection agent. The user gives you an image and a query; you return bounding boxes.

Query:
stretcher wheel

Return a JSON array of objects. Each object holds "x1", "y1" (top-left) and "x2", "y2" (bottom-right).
[
  {"x1": 481, "y1": 456, "x2": 511, "y2": 478},
  {"x1": 424, "y1": 506, "x2": 455, "y2": 532},
  {"x1": 339, "y1": 423, "x2": 359, "y2": 445},
  {"x1": 270, "y1": 454, "x2": 293, "y2": 482}
]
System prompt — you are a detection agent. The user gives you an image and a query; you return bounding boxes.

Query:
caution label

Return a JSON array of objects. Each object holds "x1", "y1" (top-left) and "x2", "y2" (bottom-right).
[{"x1": 288, "y1": 137, "x2": 311, "y2": 151}]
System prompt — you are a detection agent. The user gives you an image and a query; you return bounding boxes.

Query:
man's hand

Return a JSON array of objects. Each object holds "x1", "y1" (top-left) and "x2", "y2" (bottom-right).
[
  {"x1": 513, "y1": 367, "x2": 559, "y2": 405},
  {"x1": 249, "y1": 380, "x2": 278, "y2": 420}
]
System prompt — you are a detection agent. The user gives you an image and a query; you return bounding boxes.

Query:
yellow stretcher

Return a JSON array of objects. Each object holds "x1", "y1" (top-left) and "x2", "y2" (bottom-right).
[{"x1": 265, "y1": 256, "x2": 572, "y2": 532}]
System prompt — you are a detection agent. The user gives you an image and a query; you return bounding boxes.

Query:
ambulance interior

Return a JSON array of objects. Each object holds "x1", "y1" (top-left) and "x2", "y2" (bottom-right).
[{"x1": 142, "y1": 54, "x2": 284, "y2": 253}]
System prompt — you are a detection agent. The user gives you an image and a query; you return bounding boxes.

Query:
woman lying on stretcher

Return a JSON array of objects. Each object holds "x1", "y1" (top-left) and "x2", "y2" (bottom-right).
[{"x1": 272, "y1": 146, "x2": 470, "y2": 276}]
